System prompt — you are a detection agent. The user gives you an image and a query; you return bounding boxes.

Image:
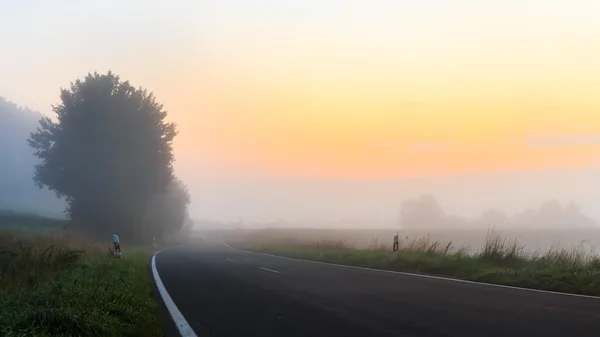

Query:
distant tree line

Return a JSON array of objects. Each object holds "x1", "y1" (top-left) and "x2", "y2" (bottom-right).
[
  {"x1": 28, "y1": 71, "x2": 191, "y2": 243},
  {"x1": 399, "y1": 195, "x2": 597, "y2": 229}
]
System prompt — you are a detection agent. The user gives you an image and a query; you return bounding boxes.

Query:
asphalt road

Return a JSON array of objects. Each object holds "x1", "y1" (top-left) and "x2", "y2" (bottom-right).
[{"x1": 154, "y1": 238, "x2": 600, "y2": 337}]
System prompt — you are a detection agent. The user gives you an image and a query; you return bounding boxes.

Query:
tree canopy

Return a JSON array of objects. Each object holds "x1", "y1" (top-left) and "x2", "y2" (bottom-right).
[{"x1": 28, "y1": 71, "x2": 189, "y2": 241}]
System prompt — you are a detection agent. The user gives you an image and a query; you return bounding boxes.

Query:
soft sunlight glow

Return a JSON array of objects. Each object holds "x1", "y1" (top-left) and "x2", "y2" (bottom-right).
[{"x1": 3, "y1": 0, "x2": 600, "y2": 220}]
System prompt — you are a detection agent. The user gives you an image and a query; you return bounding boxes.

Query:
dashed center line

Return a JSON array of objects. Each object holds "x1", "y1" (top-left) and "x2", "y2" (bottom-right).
[
  {"x1": 260, "y1": 267, "x2": 280, "y2": 274},
  {"x1": 225, "y1": 258, "x2": 236, "y2": 263}
]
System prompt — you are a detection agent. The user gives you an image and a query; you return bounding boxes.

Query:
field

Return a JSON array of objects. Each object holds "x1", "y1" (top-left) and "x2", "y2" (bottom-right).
[
  {"x1": 229, "y1": 227, "x2": 600, "y2": 296},
  {"x1": 230, "y1": 227, "x2": 600, "y2": 254},
  {"x1": 0, "y1": 214, "x2": 164, "y2": 337},
  {"x1": 0, "y1": 212, "x2": 69, "y2": 236}
]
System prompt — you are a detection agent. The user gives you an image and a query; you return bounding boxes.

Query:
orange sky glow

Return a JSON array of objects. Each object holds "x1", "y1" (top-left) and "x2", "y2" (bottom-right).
[
  {"x1": 3, "y1": 0, "x2": 600, "y2": 183},
  {"x1": 163, "y1": 1, "x2": 600, "y2": 182}
]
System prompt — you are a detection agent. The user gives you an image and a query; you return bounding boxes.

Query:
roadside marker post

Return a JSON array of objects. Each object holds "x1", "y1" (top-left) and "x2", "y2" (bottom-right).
[
  {"x1": 153, "y1": 236, "x2": 156, "y2": 249},
  {"x1": 113, "y1": 233, "x2": 122, "y2": 258},
  {"x1": 392, "y1": 231, "x2": 399, "y2": 260}
]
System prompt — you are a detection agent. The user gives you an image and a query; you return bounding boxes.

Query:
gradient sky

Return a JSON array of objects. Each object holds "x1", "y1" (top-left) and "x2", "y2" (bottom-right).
[{"x1": 2, "y1": 0, "x2": 600, "y2": 221}]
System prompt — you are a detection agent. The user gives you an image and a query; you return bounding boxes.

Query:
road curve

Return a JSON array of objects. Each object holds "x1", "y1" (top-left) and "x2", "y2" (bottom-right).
[{"x1": 154, "y1": 237, "x2": 600, "y2": 337}]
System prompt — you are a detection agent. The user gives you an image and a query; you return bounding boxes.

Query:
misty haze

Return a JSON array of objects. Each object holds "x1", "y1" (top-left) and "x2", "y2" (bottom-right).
[{"x1": 2, "y1": 1, "x2": 600, "y2": 337}]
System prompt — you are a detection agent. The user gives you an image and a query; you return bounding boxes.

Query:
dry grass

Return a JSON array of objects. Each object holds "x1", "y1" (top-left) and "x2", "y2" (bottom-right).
[
  {"x1": 365, "y1": 235, "x2": 458, "y2": 255},
  {"x1": 480, "y1": 229, "x2": 525, "y2": 264},
  {"x1": 0, "y1": 232, "x2": 111, "y2": 289}
]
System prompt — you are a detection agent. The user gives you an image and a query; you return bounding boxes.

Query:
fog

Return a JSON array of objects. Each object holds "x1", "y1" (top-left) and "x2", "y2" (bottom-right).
[
  {"x1": 3, "y1": 95, "x2": 600, "y2": 233},
  {"x1": 3, "y1": 4, "x2": 600, "y2": 334},
  {"x1": 187, "y1": 168, "x2": 600, "y2": 227},
  {"x1": 0, "y1": 98, "x2": 66, "y2": 217},
  {"x1": 2, "y1": 1, "x2": 600, "y2": 235}
]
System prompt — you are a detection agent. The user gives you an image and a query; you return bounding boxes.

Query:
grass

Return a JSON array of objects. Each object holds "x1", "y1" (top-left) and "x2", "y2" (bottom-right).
[
  {"x1": 231, "y1": 228, "x2": 600, "y2": 297},
  {"x1": 0, "y1": 229, "x2": 164, "y2": 337}
]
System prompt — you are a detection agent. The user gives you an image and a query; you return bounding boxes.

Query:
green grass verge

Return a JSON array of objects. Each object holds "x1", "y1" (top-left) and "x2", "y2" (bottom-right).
[
  {"x1": 233, "y1": 231, "x2": 600, "y2": 297},
  {"x1": 0, "y1": 231, "x2": 163, "y2": 337}
]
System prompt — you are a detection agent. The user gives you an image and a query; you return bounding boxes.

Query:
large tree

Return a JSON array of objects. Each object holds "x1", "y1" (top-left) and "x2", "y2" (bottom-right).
[{"x1": 28, "y1": 71, "x2": 180, "y2": 241}]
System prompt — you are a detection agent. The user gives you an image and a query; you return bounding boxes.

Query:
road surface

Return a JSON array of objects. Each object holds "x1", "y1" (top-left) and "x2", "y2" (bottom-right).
[{"x1": 154, "y1": 237, "x2": 600, "y2": 337}]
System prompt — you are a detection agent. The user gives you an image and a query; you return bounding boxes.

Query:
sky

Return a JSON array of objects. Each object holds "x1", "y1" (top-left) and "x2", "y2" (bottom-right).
[{"x1": 2, "y1": 0, "x2": 600, "y2": 222}]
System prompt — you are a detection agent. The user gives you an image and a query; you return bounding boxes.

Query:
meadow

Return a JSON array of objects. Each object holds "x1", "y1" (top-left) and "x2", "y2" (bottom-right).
[
  {"x1": 0, "y1": 212, "x2": 69, "y2": 236},
  {"x1": 0, "y1": 214, "x2": 164, "y2": 337},
  {"x1": 229, "y1": 227, "x2": 600, "y2": 296},
  {"x1": 230, "y1": 227, "x2": 600, "y2": 253}
]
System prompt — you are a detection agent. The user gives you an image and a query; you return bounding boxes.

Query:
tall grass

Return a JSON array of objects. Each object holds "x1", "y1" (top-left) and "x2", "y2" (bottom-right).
[
  {"x1": 0, "y1": 232, "x2": 106, "y2": 288},
  {"x1": 233, "y1": 228, "x2": 600, "y2": 296},
  {"x1": 240, "y1": 228, "x2": 600, "y2": 262},
  {"x1": 0, "y1": 231, "x2": 163, "y2": 337}
]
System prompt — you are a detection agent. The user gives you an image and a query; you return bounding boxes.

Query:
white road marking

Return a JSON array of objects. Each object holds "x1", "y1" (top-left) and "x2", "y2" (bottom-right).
[
  {"x1": 260, "y1": 267, "x2": 280, "y2": 274},
  {"x1": 222, "y1": 241, "x2": 600, "y2": 300},
  {"x1": 225, "y1": 258, "x2": 236, "y2": 263},
  {"x1": 152, "y1": 251, "x2": 198, "y2": 337}
]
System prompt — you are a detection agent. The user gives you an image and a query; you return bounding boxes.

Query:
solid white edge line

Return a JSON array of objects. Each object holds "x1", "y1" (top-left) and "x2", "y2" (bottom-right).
[
  {"x1": 223, "y1": 241, "x2": 600, "y2": 300},
  {"x1": 152, "y1": 250, "x2": 198, "y2": 337},
  {"x1": 259, "y1": 267, "x2": 280, "y2": 273}
]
